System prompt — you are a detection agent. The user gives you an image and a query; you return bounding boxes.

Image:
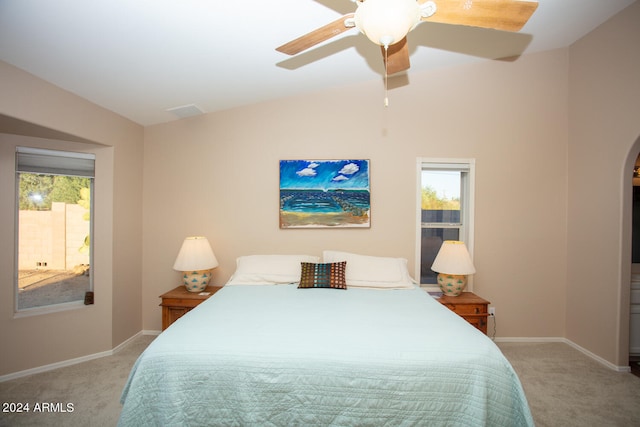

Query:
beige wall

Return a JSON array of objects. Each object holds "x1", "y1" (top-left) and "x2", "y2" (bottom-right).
[
  {"x1": 567, "y1": 1, "x2": 640, "y2": 366},
  {"x1": 0, "y1": 61, "x2": 143, "y2": 376},
  {"x1": 142, "y1": 48, "x2": 570, "y2": 336}
]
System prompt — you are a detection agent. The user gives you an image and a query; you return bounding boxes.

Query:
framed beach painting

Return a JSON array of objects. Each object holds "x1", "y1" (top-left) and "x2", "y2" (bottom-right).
[{"x1": 279, "y1": 159, "x2": 370, "y2": 228}]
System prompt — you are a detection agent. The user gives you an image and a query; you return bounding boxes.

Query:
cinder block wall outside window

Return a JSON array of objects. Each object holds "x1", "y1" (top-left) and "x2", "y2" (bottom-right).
[{"x1": 18, "y1": 202, "x2": 90, "y2": 271}]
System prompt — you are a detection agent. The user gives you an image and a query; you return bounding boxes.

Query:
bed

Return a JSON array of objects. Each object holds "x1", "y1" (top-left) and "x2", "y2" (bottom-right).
[{"x1": 119, "y1": 252, "x2": 534, "y2": 426}]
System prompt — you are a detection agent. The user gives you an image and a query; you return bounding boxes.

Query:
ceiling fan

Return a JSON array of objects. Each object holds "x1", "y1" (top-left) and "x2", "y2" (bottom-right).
[{"x1": 276, "y1": 0, "x2": 539, "y2": 76}]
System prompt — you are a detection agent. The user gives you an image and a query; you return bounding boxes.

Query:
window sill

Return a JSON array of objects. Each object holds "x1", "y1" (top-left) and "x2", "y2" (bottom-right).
[{"x1": 14, "y1": 300, "x2": 91, "y2": 319}]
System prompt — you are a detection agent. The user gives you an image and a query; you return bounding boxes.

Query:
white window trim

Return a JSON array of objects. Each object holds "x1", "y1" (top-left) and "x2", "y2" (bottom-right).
[{"x1": 415, "y1": 157, "x2": 476, "y2": 292}]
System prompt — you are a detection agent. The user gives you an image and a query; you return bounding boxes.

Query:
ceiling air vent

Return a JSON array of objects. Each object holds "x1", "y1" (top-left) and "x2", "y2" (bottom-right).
[{"x1": 166, "y1": 104, "x2": 204, "y2": 118}]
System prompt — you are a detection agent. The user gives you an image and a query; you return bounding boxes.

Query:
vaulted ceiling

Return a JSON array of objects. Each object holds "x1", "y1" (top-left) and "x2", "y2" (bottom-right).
[{"x1": 0, "y1": 0, "x2": 635, "y2": 126}]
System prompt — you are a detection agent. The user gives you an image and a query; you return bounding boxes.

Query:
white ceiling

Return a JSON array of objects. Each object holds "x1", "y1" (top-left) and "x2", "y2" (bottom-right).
[{"x1": 0, "y1": 0, "x2": 636, "y2": 126}]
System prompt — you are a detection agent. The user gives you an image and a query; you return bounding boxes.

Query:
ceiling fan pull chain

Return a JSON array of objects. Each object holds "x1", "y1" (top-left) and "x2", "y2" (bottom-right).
[{"x1": 384, "y1": 45, "x2": 389, "y2": 107}]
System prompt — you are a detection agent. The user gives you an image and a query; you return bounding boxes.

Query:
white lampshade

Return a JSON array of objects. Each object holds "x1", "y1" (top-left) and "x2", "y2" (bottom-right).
[
  {"x1": 173, "y1": 236, "x2": 219, "y2": 271},
  {"x1": 431, "y1": 240, "x2": 475, "y2": 297},
  {"x1": 354, "y1": 0, "x2": 421, "y2": 47},
  {"x1": 173, "y1": 236, "x2": 219, "y2": 293},
  {"x1": 431, "y1": 240, "x2": 476, "y2": 275}
]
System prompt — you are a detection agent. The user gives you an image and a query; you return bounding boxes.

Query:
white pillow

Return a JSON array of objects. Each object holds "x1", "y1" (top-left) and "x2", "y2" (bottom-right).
[
  {"x1": 226, "y1": 254, "x2": 320, "y2": 285},
  {"x1": 322, "y1": 250, "x2": 414, "y2": 289}
]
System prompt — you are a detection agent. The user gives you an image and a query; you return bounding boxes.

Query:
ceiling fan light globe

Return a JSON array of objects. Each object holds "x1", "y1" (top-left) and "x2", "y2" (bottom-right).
[{"x1": 354, "y1": 0, "x2": 421, "y2": 47}]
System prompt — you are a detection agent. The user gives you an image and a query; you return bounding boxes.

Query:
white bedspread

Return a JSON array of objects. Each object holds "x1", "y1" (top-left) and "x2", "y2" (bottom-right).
[{"x1": 119, "y1": 285, "x2": 534, "y2": 426}]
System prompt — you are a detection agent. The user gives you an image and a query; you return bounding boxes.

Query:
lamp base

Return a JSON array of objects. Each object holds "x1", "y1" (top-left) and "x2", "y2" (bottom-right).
[
  {"x1": 181, "y1": 269, "x2": 213, "y2": 292},
  {"x1": 437, "y1": 273, "x2": 467, "y2": 296}
]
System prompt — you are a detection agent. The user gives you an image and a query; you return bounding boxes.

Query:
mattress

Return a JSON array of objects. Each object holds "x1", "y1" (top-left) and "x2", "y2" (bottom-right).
[{"x1": 119, "y1": 284, "x2": 533, "y2": 426}]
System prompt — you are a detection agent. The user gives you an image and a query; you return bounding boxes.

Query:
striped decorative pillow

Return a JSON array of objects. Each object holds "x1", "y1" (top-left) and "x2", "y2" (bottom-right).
[{"x1": 298, "y1": 262, "x2": 347, "y2": 289}]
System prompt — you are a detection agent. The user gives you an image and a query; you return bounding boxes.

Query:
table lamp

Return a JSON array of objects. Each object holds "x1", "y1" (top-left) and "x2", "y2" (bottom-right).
[
  {"x1": 431, "y1": 240, "x2": 476, "y2": 296},
  {"x1": 173, "y1": 236, "x2": 219, "y2": 292}
]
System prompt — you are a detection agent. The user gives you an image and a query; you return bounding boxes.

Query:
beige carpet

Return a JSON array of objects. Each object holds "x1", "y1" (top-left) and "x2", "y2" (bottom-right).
[
  {"x1": 498, "y1": 342, "x2": 640, "y2": 427},
  {"x1": 0, "y1": 335, "x2": 154, "y2": 427},
  {"x1": 1, "y1": 336, "x2": 639, "y2": 426}
]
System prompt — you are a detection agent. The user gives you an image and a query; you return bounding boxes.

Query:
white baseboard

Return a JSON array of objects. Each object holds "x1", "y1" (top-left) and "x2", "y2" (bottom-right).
[
  {"x1": 0, "y1": 348, "x2": 113, "y2": 383},
  {"x1": 112, "y1": 330, "x2": 143, "y2": 354},
  {"x1": 564, "y1": 339, "x2": 631, "y2": 373},
  {"x1": 0, "y1": 330, "x2": 152, "y2": 383},
  {"x1": 496, "y1": 337, "x2": 631, "y2": 373},
  {"x1": 495, "y1": 337, "x2": 566, "y2": 343}
]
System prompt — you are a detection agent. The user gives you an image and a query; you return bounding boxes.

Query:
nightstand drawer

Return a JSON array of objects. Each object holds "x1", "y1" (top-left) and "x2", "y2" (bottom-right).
[
  {"x1": 436, "y1": 292, "x2": 490, "y2": 335},
  {"x1": 160, "y1": 285, "x2": 223, "y2": 330},
  {"x1": 462, "y1": 315, "x2": 488, "y2": 333},
  {"x1": 160, "y1": 297, "x2": 205, "y2": 309},
  {"x1": 440, "y1": 303, "x2": 487, "y2": 315}
]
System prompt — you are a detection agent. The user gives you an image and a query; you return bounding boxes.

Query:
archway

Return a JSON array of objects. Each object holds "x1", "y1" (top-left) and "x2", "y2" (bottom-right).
[{"x1": 621, "y1": 134, "x2": 640, "y2": 367}]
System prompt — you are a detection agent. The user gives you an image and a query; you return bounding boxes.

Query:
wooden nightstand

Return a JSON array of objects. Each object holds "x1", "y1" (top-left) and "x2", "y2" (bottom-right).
[
  {"x1": 437, "y1": 292, "x2": 490, "y2": 335},
  {"x1": 159, "y1": 285, "x2": 223, "y2": 330}
]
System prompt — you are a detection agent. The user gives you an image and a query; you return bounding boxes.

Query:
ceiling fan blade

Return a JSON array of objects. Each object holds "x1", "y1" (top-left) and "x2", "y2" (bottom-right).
[
  {"x1": 276, "y1": 13, "x2": 355, "y2": 55},
  {"x1": 421, "y1": 0, "x2": 538, "y2": 32},
  {"x1": 381, "y1": 37, "x2": 410, "y2": 75}
]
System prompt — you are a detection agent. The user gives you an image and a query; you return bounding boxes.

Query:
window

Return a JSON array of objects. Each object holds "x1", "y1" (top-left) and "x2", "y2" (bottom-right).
[
  {"x1": 416, "y1": 158, "x2": 475, "y2": 290},
  {"x1": 15, "y1": 147, "x2": 95, "y2": 313}
]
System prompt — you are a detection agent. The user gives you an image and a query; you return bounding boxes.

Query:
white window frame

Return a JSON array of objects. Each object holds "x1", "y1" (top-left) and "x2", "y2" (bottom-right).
[
  {"x1": 415, "y1": 158, "x2": 475, "y2": 292},
  {"x1": 14, "y1": 146, "x2": 95, "y2": 316}
]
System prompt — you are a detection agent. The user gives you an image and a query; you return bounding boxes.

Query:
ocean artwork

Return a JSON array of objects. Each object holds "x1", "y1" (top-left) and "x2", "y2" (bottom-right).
[{"x1": 279, "y1": 159, "x2": 370, "y2": 228}]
